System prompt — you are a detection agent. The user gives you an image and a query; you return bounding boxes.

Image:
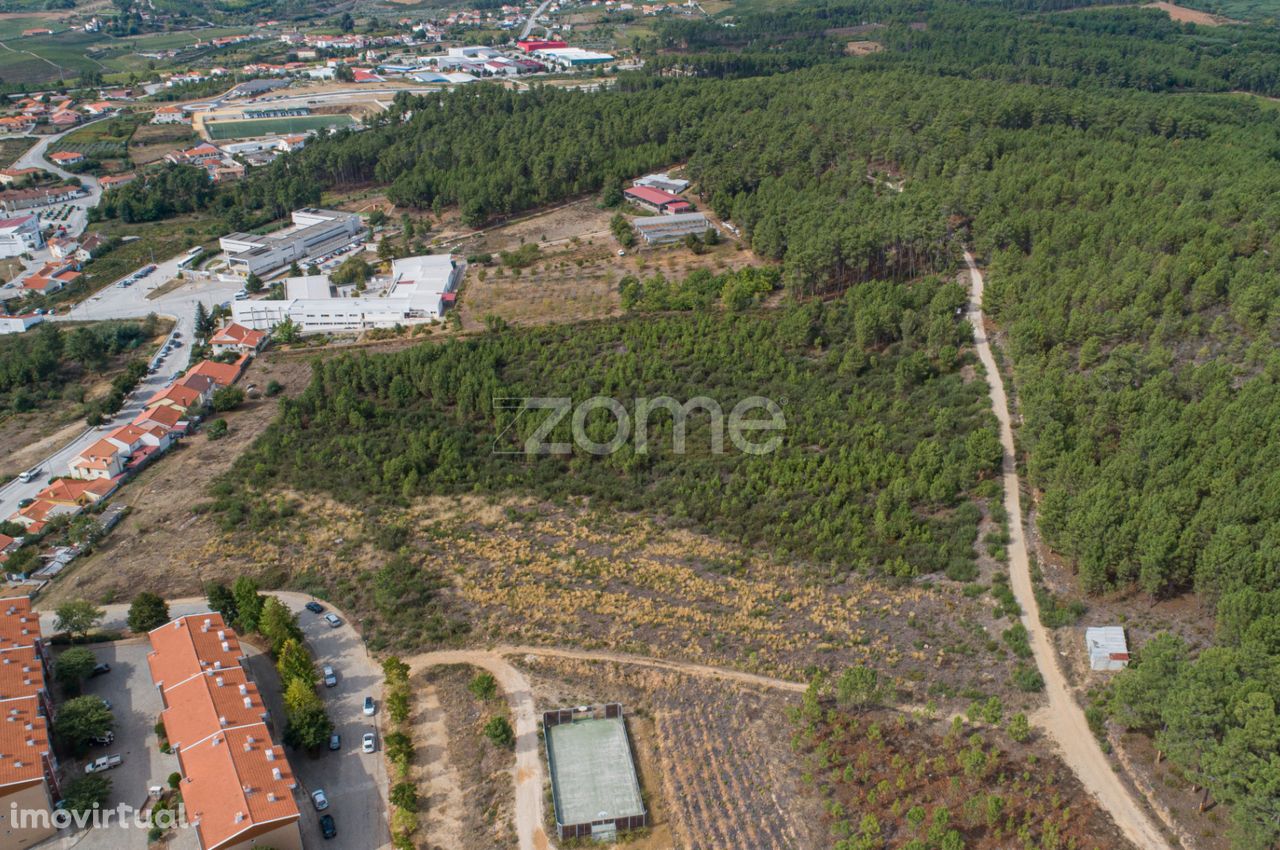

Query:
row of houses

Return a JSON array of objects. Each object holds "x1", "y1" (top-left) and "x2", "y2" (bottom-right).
[
  {"x1": 0, "y1": 597, "x2": 60, "y2": 849},
  {"x1": 165, "y1": 143, "x2": 246, "y2": 184},
  {"x1": 0, "y1": 97, "x2": 118, "y2": 137},
  {"x1": 0, "y1": 184, "x2": 87, "y2": 215},
  {"x1": 147, "y1": 613, "x2": 302, "y2": 850},
  {"x1": 65, "y1": 353, "x2": 254, "y2": 485}
]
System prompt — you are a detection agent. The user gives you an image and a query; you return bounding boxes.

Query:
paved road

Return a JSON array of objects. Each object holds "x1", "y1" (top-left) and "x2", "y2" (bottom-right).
[
  {"x1": 0, "y1": 266, "x2": 240, "y2": 518},
  {"x1": 11, "y1": 119, "x2": 108, "y2": 240},
  {"x1": 964, "y1": 251, "x2": 1170, "y2": 850},
  {"x1": 520, "y1": 0, "x2": 554, "y2": 38},
  {"x1": 38, "y1": 592, "x2": 392, "y2": 850}
]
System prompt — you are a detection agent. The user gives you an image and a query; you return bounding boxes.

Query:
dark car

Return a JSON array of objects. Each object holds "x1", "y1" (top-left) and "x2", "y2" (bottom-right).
[
  {"x1": 90, "y1": 663, "x2": 111, "y2": 677},
  {"x1": 319, "y1": 814, "x2": 336, "y2": 840},
  {"x1": 305, "y1": 601, "x2": 324, "y2": 614},
  {"x1": 328, "y1": 733, "x2": 340, "y2": 751}
]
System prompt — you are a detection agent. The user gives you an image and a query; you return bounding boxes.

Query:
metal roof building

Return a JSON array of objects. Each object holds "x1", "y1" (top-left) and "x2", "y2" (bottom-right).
[
  {"x1": 1085, "y1": 626, "x2": 1129, "y2": 671},
  {"x1": 632, "y1": 212, "x2": 713, "y2": 245}
]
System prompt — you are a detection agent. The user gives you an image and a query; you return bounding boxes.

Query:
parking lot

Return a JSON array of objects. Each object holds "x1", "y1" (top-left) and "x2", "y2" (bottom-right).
[
  {"x1": 63, "y1": 640, "x2": 198, "y2": 850},
  {"x1": 39, "y1": 594, "x2": 391, "y2": 849}
]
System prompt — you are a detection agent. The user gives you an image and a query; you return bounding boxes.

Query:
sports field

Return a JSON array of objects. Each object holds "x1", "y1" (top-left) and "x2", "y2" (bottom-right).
[
  {"x1": 204, "y1": 114, "x2": 356, "y2": 140},
  {"x1": 546, "y1": 714, "x2": 645, "y2": 831}
]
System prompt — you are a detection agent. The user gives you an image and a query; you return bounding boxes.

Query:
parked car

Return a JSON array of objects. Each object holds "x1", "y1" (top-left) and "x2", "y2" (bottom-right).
[
  {"x1": 362, "y1": 696, "x2": 375, "y2": 716},
  {"x1": 89, "y1": 732, "x2": 114, "y2": 747},
  {"x1": 322, "y1": 665, "x2": 337, "y2": 688},
  {"x1": 320, "y1": 814, "x2": 336, "y2": 840},
  {"x1": 311, "y1": 789, "x2": 329, "y2": 811},
  {"x1": 323, "y1": 613, "x2": 342, "y2": 628},
  {"x1": 84, "y1": 755, "x2": 122, "y2": 774},
  {"x1": 361, "y1": 732, "x2": 376, "y2": 753},
  {"x1": 328, "y1": 733, "x2": 340, "y2": 751},
  {"x1": 305, "y1": 601, "x2": 324, "y2": 614},
  {"x1": 90, "y1": 663, "x2": 111, "y2": 677}
]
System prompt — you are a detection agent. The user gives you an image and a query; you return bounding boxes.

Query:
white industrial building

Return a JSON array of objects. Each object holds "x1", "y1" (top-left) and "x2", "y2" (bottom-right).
[
  {"x1": 0, "y1": 213, "x2": 43, "y2": 257},
  {"x1": 219, "y1": 208, "x2": 364, "y2": 277},
  {"x1": 634, "y1": 172, "x2": 690, "y2": 194},
  {"x1": 232, "y1": 254, "x2": 462, "y2": 333}
]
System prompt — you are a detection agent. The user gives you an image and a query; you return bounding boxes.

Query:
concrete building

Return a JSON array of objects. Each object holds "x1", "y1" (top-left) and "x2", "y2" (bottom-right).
[
  {"x1": 220, "y1": 209, "x2": 364, "y2": 277},
  {"x1": 0, "y1": 215, "x2": 42, "y2": 258},
  {"x1": 632, "y1": 212, "x2": 714, "y2": 245},
  {"x1": 533, "y1": 47, "x2": 614, "y2": 67},
  {"x1": 232, "y1": 254, "x2": 462, "y2": 333},
  {"x1": 633, "y1": 172, "x2": 690, "y2": 194},
  {"x1": 0, "y1": 314, "x2": 43, "y2": 335}
]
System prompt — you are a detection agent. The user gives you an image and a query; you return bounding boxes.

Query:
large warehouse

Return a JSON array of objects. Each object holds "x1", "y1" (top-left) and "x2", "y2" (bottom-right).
[
  {"x1": 232, "y1": 254, "x2": 462, "y2": 333},
  {"x1": 219, "y1": 208, "x2": 364, "y2": 276},
  {"x1": 544, "y1": 704, "x2": 647, "y2": 842},
  {"x1": 633, "y1": 212, "x2": 714, "y2": 245}
]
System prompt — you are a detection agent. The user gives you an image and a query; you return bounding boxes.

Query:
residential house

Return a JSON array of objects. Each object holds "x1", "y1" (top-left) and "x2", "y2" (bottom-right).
[
  {"x1": 0, "y1": 117, "x2": 36, "y2": 135},
  {"x1": 67, "y1": 439, "x2": 126, "y2": 481},
  {"x1": 0, "y1": 314, "x2": 43, "y2": 336},
  {"x1": 74, "y1": 233, "x2": 107, "y2": 262},
  {"x1": 45, "y1": 151, "x2": 83, "y2": 167},
  {"x1": 34, "y1": 478, "x2": 117, "y2": 507},
  {"x1": 185, "y1": 356, "x2": 248, "y2": 388},
  {"x1": 80, "y1": 102, "x2": 115, "y2": 117},
  {"x1": 98, "y1": 173, "x2": 136, "y2": 191},
  {"x1": 0, "y1": 168, "x2": 42, "y2": 187},
  {"x1": 134, "y1": 403, "x2": 188, "y2": 434},
  {"x1": 0, "y1": 185, "x2": 86, "y2": 214},
  {"x1": 623, "y1": 185, "x2": 692, "y2": 214},
  {"x1": 47, "y1": 237, "x2": 79, "y2": 260},
  {"x1": 47, "y1": 110, "x2": 79, "y2": 129},
  {"x1": 151, "y1": 106, "x2": 191, "y2": 125},
  {"x1": 208, "y1": 323, "x2": 267, "y2": 355},
  {"x1": 146, "y1": 383, "x2": 205, "y2": 417}
]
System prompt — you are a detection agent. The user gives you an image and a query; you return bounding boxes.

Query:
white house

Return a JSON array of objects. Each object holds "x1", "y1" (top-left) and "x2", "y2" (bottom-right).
[{"x1": 0, "y1": 214, "x2": 43, "y2": 257}]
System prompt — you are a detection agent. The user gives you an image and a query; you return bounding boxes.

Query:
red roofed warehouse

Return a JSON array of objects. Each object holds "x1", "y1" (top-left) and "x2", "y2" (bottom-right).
[
  {"x1": 147, "y1": 614, "x2": 301, "y2": 850},
  {"x1": 517, "y1": 39, "x2": 567, "y2": 52},
  {"x1": 623, "y1": 186, "x2": 693, "y2": 215}
]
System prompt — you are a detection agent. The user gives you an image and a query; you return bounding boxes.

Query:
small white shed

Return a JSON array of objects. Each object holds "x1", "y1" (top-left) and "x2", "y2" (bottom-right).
[{"x1": 1085, "y1": 626, "x2": 1129, "y2": 671}]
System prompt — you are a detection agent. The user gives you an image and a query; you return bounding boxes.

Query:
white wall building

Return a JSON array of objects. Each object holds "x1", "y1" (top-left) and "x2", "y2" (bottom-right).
[
  {"x1": 0, "y1": 214, "x2": 43, "y2": 257},
  {"x1": 232, "y1": 254, "x2": 462, "y2": 333},
  {"x1": 0, "y1": 313, "x2": 44, "y2": 335},
  {"x1": 219, "y1": 208, "x2": 364, "y2": 277},
  {"x1": 1085, "y1": 627, "x2": 1129, "y2": 671}
]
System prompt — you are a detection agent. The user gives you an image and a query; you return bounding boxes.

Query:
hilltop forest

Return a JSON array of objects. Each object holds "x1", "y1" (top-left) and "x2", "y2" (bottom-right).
[{"x1": 186, "y1": 0, "x2": 1280, "y2": 844}]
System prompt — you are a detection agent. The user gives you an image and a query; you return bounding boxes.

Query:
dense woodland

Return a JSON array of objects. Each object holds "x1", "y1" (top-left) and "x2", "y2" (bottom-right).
[
  {"x1": 178, "y1": 0, "x2": 1280, "y2": 839},
  {"x1": 216, "y1": 280, "x2": 1001, "y2": 577},
  {"x1": 0, "y1": 320, "x2": 155, "y2": 414}
]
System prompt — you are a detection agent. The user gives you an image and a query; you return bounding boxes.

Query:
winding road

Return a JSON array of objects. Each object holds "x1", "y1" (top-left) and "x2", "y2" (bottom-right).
[{"x1": 964, "y1": 251, "x2": 1169, "y2": 850}]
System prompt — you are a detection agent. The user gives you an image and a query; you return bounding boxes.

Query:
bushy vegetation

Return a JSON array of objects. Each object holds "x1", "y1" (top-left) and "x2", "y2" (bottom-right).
[
  {"x1": 0, "y1": 319, "x2": 157, "y2": 415},
  {"x1": 218, "y1": 279, "x2": 998, "y2": 577}
]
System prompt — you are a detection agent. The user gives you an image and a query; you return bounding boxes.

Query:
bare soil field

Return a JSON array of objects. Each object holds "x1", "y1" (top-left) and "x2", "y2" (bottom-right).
[
  {"x1": 39, "y1": 351, "x2": 314, "y2": 605},
  {"x1": 1143, "y1": 1, "x2": 1237, "y2": 24},
  {"x1": 415, "y1": 664, "x2": 517, "y2": 850},
  {"x1": 517, "y1": 654, "x2": 817, "y2": 850},
  {"x1": 845, "y1": 40, "x2": 884, "y2": 55},
  {"x1": 452, "y1": 198, "x2": 761, "y2": 329}
]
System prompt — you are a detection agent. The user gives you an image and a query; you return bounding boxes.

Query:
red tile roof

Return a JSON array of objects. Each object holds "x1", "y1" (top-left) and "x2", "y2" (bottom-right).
[
  {"x1": 35, "y1": 478, "x2": 115, "y2": 505},
  {"x1": 178, "y1": 723, "x2": 299, "y2": 850},
  {"x1": 0, "y1": 696, "x2": 51, "y2": 791},
  {"x1": 624, "y1": 185, "x2": 685, "y2": 206},
  {"x1": 161, "y1": 667, "x2": 267, "y2": 751},
  {"x1": 147, "y1": 384, "x2": 202, "y2": 411},
  {"x1": 185, "y1": 358, "x2": 244, "y2": 388},
  {"x1": 135, "y1": 405, "x2": 185, "y2": 430},
  {"x1": 0, "y1": 599, "x2": 39, "y2": 651},
  {"x1": 209, "y1": 323, "x2": 265, "y2": 349},
  {"x1": 147, "y1": 614, "x2": 244, "y2": 691},
  {"x1": 0, "y1": 646, "x2": 45, "y2": 699}
]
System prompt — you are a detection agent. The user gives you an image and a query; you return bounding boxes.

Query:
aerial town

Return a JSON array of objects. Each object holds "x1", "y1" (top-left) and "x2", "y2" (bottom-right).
[{"x1": 0, "y1": 0, "x2": 1277, "y2": 849}]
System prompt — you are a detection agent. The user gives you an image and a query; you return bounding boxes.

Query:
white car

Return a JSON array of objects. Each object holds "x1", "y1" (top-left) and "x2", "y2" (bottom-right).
[
  {"x1": 322, "y1": 665, "x2": 337, "y2": 688},
  {"x1": 311, "y1": 789, "x2": 329, "y2": 811},
  {"x1": 362, "y1": 732, "x2": 376, "y2": 753},
  {"x1": 362, "y1": 696, "x2": 375, "y2": 716},
  {"x1": 324, "y1": 613, "x2": 342, "y2": 628},
  {"x1": 17, "y1": 469, "x2": 38, "y2": 483}
]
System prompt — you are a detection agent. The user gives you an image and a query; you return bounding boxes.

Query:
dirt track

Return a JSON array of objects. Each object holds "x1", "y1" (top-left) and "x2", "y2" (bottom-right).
[{"x1": 964, "y1": 251, "x2": 1169, "y2": 850}]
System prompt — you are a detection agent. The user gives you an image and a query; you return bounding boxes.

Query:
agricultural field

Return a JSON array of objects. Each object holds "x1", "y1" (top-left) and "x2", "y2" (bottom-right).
[
  {"x1": 48, "y1": 113, "x2": 147, "y2": 162},
  {"x1": 203, "y1": 114, "x2": 357, "y2": 140},
  {"x1": 0, "y1": 29, "x2": 108, "y2": 84},
  {"x1": 516, "y1": 655, "x2": 821, "y2": 850},
  {"x1": 0, "y1": 135, "x2": 33, "y2": 167},
  {"x1": 128, "y1": 121, "x2": 198, "y2": 164}
]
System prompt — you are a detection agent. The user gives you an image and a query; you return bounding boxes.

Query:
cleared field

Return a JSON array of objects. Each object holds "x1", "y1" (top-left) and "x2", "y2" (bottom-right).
[
  {"x1": 204, "y1": 114, "x2": 356, "y2": 140},
  {"x1": 0, "y1": 136, "x2": 33, "y2": 167},
  {"x1": 1142, "y1": 0, "x2": 1239, "y2": 23}
]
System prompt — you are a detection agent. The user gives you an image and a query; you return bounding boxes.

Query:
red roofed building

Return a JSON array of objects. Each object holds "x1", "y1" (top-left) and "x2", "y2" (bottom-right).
[
  {"x1": 68, "y1": 438, "x2": 127, "y2": 480},
  {"x1": 185, "y1": 357, "x2": 247, "y2": 389},
  {"x1": 0, "y1": 598, "x2": 59, "y2": 846},
  {"x1": 623, "y1": 186, "x2": 692, "y2": 214},
  {"x1": 147, "y1": 614, "x2": 245, "y2": 692},
  {"x1": 146, "y1": 383, "x2": 205, "y2": 416},
  {"x1": 517, "y1": 39, "x2": 567, "y2": 52},
  {"x1": 134, "y1": 404, "x2": 188, "y2": 434},
  {"x1": 148, "y1": 615, "x2": 300, "y2": 850},
  {"x1": 34, "y1": 478, "x2": 116, "y2": 507},
  {"x1": 209, "y1": 323, "x2": 266, "y2": 356},
  {"x1": 177, "y1": 724, "x2": 301, "y2": 850},
  {"x1": 46, "y1": 151, "x2": 84, "y2": 166}
]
